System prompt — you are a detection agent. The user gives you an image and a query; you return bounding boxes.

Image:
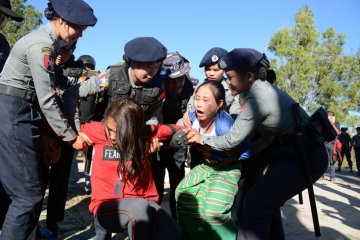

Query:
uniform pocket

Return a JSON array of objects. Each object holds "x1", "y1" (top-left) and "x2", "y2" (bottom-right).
[{"x1": 11, "y1": 100, "x2": 42, "y2": 125}]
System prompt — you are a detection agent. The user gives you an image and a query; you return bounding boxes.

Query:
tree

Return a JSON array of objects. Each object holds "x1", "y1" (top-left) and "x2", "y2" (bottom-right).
[
  {"x1": 268, "y1": 5, "x2": 360, "y2": 126},
  {"x1": 2, "y1": 0, "x2": 42, "y2": 47}
]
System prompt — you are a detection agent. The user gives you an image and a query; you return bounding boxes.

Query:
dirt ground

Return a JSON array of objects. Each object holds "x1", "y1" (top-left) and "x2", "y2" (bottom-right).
[{"x1": 37, "y1": 158, "x2": 360, "y2": 240}]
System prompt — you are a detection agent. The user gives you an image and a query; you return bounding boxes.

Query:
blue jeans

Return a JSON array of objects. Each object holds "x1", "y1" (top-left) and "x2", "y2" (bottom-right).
[{"x1": 0, "y1": 95, "x2": 45, "y2": 240}]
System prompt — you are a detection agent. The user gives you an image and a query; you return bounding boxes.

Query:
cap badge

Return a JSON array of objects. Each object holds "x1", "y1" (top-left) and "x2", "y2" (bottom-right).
[
  {"x1": 173, "y1": 63, "x2": 180, "y2": 71},
  {"x1": 219, "y1": 59, "x2": 227, "y2": 69},
  {"x1": 211, "y1": 55, "x2": 219, "y2": 62}
]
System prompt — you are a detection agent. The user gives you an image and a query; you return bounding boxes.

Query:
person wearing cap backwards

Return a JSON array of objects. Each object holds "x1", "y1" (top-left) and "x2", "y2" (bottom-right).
[
  {"x1": 151, "y1": 52, "x2": 194, "y2": 218},
  {"x1": 107, "y1": 37, "x2": 167, "y2": 125},
  {"x1": 0, "y1": 0, "x2": 97, "y2": 238},
  {"x1": 352, "y1": 127, "x2": 360, "y2": 176},
  {"x1": 337, "y1": 127, "x2": 353, "y2": 172},
  {"x1": 0, "y1": 0, "x2": 23, "y2": 72},
  {"x1": 183, "y1": 48, "x2": 328, "y2": 240}
]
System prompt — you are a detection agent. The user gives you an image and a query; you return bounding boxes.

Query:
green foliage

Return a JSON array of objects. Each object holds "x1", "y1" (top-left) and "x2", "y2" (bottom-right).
[
  {"x1": 269, "y1": 5, "x2": 360, "y2": 126},
  {"x1": 2, "y1": 0, "x2": 42, "y2": 47}
]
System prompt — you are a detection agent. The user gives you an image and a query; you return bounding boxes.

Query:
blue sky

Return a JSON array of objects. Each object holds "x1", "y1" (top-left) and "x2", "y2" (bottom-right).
[{"x1": 27, "y1": 0, "x2": 360, "y2": 80}]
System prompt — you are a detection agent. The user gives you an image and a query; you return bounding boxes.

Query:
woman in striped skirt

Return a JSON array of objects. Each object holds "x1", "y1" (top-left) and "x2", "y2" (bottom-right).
[{"x1": 176, "y1": 81, "x2": 250, "y2": 239}]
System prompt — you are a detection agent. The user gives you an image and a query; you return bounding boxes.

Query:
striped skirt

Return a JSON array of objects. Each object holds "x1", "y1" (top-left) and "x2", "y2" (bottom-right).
[{"x1": 176, "y1": 161, "x2": 242, "y2": 240}]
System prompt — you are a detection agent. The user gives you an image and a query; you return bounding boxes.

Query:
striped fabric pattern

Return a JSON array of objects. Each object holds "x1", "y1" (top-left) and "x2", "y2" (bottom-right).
[{"x1": 176, "y1": 162, "x2": 241, "y2": 239}]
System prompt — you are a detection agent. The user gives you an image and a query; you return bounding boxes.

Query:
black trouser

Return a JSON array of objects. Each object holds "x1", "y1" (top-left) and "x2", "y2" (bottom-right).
[
  {"x1": 151, "y1": 149, "x2": 185, "y2": 218},
  {"x1": 94, "y1": 198, "x2": 181, "y2": 240},
  {"x1": 0, "y1": 95, "x2": 46, "y2": 240},
  {"x1": 236, "y1": 134, "x2": 328, "y2": 240},
  {"x1": 355, "y1": 148, "x2": 360, "y2": 172},
  {"x1": 339, "y1": 148, "x2": 352, "y2": 169},
  {"x1": 45, "y1": 142, "x2": 75, "y2": 229},
  {"x1": 0, "y1": 184, "x2": 11, "y2": 230}
]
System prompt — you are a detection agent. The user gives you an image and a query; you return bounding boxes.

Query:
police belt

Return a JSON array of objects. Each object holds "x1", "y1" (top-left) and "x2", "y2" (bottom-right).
[
  {"x1": 0, "y1": 84, "x2": 37, "y2": 103},
  {"x1": 274, "y1": 132, "x2": 299, "y2": 145}
]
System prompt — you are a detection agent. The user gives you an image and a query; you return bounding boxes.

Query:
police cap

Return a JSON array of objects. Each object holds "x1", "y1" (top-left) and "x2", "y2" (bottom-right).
[
  {"x1": 356, "y1": 127, "x2": 360, "y2": 131},
  {"x1": 77, "y1": 55, "x2": 96, "y2": 68},
  {"x1": 0, "y1": 0, "x2": 23, "y2": 22},
  {"x1": 219, "y1": 48, "x2": 265, "y2": 73},
  {"x1": 51, "y1": 0, "x2": 97, "y2": 27},
  {"x1": 199, "y1": 47, "x2": 228, "y2": 68},
  {"x1": 124, "y1": 37, "x2": 167, "y2": 63},
  {"x1": 340, "y1": 127, "x2": 348, "y2": 132},
  {"x1": 160, "y1": 52, "x2": 190, "y2": 78}
]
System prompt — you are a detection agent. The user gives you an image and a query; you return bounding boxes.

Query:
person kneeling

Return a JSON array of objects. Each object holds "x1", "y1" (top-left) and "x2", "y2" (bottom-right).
[{"x1": 81, "y1": 98, "x2": 181, "y2": 240}]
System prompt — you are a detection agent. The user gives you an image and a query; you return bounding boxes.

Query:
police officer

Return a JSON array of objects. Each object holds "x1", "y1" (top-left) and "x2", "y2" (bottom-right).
[
  {"x1": 77, "y1": 54, "x2": 102, "y2": 194},
  {"x1": 185, "y1": 48, "x2": 328, "y2": 240},
  {"x1": 0, "y1": 0, "x2": 96, "y2": 238},
  {"x1": 0, "y1": 0, "x2": 23, "y2": 231},
  {"x1": 188, "y1": 47, "x2": 241, "y2": 118},
  {"x1": 338, "y1": 127, "x2": 353, "y2": 172},
  {"x1": 352, "y1": 127, "x2": 360, "y2": 176},
  {"x1": 107, "y1": 37, "x2": 167, "y2": 124},
  {"x1": 0, "y1": 0, "x2": 23, "y2": 71},
  {"x1": 152, "y1": 52, "x2": 194, "y2": 218},
  {"x1": 41, "y1": 40, "x2": 85, "y2": 237}
]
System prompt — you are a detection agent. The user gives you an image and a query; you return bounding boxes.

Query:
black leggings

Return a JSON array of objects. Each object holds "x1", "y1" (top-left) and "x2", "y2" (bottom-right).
[{"x1": 94, "y1": 198, "x2": 181, "y2": 240}]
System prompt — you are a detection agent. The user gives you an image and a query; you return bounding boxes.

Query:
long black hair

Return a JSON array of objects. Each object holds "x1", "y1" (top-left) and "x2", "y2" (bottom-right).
[{"x1": 104, "y1": 98, "x2": 150, "y2": 182}]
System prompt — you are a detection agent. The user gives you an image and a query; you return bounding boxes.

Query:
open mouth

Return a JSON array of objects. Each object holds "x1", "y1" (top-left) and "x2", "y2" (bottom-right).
[{"x1": 196, "y1": 109, "x2": 204, "y2": 117}]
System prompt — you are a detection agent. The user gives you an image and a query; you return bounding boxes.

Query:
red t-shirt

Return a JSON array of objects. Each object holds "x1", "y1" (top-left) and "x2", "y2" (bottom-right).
[{"x1": 81, "y1": 122, "x2": 181, "y2": 215}]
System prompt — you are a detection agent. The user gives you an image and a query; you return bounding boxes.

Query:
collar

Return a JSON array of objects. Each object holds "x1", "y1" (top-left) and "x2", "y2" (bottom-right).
[
  {"x1": 128, "y1": 67, "x2": 143, "y2": 88},
  {"x1": 45, "y1": 22, "x2": 60, "y2": 53}
]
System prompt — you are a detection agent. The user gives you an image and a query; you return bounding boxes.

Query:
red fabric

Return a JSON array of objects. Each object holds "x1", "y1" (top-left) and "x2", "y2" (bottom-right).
[
  {"x1": 333, "y1": 139, "x2": 342, "y2": 161},
  {"x1": 81, "y1": 122, "x2": 181, "y2": 215}
]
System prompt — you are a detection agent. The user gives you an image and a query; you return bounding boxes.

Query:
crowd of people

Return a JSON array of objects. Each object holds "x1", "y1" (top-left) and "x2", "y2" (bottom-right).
[
  {"x1": 325, "y1": 110, "x2": 360, "y2": 182},
  {"x1": 0, "y1": 0, "x2": 358, "y2": 240}
]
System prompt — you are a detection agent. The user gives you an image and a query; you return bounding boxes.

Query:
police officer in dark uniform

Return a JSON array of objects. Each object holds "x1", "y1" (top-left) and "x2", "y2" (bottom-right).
[
  {"x1": 338, "y1": 127, "x2": 353, "y2": 172},
  {"x1": 0, "y1": 0, "x2": 23, "y2": 71},
  {"x1": 107, "y1": 37, "x2": 167, "y2": 125},
  {"x1": 0, "y1": 0, "x2": 97, "y2": 238},
  {"x1": 152, "y1": 52, "x2": 194, "y2": 218},
  {"x1": 352, "y1": 127, "x2": 360, "y2": 176},
  {"x1": 78, "y1": 55, "x2": 103, "y2": 121},
  {"x1": 185, "y1": 48, "x2": 328, "y2": 240},
  {"x1": 188, "y1": 47, "x2": 236, "y2": 110},
  {"x1": 77, "y1": 54, "x2": 102, "y2": 194},
  {"x1": 0, "y1": 0, "x2": 23, "y2": 231}
]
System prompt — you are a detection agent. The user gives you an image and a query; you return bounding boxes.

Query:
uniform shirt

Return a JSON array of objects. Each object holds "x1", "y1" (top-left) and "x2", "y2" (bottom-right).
[
  {"x1": 338, "y1": 133, "x2": 352, "y2": 149},
  {"x1": 0, "y1": 33, "x2": 10, "y2": 72},
  {"x1": 127, "y1": 67, "x2": 164, "y2": 125},
  {"x1": 352, "y1": 134, "x2": 360, "y2": 149},
  {"x1": 0, "y1": 23, "x2": 76, "y2": 141},
  {"x1": 107, "y1": 64, "x2": 165, "y2": 125},
  {"x1": 162, "y1": 77, "x2": 193, "y2": 124},
  {"x1": 201, "y1": 80, "x2": 310, "y2": 152},
  {"x1": 82, "y1": 122, "x2": 182, "y2": 215},
  {"x1": 228, "y1": 94, "x2": 241, "y2": 117}
]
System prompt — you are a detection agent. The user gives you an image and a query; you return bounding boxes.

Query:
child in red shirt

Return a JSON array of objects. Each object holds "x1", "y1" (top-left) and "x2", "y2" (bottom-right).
[{"x1": 81, "y1": 98, "x2": 181, "y2": 240}]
